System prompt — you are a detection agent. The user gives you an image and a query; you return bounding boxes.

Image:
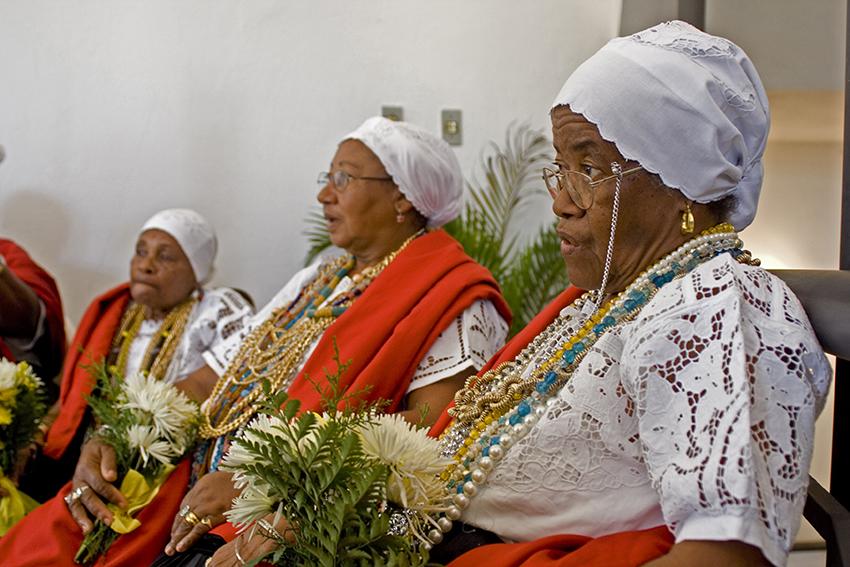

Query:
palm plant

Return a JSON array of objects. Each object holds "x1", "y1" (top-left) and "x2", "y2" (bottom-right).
[{"x1": 304, "y1": 123, "x2": 569, "y2": 336}]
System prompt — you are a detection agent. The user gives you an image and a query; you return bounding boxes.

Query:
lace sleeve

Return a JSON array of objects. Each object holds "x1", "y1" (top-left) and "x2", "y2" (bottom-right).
[
  {"x1": 173, "y1": 287, "x2": 255, "y2": 381},
  {"x1": 620, "y1": 258, "x2": 832, "y2": 566}
]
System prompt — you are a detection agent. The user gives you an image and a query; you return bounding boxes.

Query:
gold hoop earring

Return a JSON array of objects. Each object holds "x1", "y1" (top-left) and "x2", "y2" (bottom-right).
[{"x1": 681, "y1": 202, "x2": 695, "y2": 234}]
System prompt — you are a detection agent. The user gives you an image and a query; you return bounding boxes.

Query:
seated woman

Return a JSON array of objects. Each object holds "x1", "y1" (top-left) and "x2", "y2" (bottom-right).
[
  {"x1": 212, "y1": 22, "x2": 831, "y2": 567},
  {"x1": 2, "y1": 118, "x2": 510, "y2": 566},
  {"x1": 1, "y1": 208, "x2": 253, "y2": 518}
]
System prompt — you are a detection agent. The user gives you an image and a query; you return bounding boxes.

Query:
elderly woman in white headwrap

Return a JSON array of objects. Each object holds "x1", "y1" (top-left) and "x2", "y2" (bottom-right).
[
  {"x1": 392, "y1": 21, "x2": 830, "y2": 567},
  {"x1": 0, "y1": 208, "x2": 254, "y2": 547},
  {"x1": 3, "y1": 119, "x2": 510, "y2": 567}
]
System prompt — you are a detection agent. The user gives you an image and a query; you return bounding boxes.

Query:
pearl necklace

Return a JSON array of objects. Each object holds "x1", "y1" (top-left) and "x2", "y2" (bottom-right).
[{"x1": 419, "y1": 224, "x2": 755, "y2": 549}]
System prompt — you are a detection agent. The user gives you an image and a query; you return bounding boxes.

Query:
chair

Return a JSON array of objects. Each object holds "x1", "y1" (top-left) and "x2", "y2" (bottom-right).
[{"x1": 772, "y1": 269, "x2": 850, "y2": 567}]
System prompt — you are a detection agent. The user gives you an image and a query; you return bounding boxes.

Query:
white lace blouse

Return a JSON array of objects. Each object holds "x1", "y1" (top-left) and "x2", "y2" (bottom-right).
[
  {"x1": 125, "y1": 287, "x2": 254, "y2": 384},
  {"x1": 462, "y1": 254, "x2": 831, "y2": 567},
  {"x1": 204, "y1": 260, "x2": 508, "y2": 393}
]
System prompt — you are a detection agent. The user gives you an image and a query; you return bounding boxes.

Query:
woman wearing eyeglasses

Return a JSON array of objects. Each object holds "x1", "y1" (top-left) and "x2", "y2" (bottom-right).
[{"x1": 0, "y1": 117, "x2": 510, "y2": 567}]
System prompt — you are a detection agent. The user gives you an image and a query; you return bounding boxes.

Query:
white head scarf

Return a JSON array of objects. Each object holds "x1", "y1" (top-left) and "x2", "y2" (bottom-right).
[
  {"x1": 140, "y1": 208, "x2": 217, "y2": 284},
  {"x1": 344, "y1": 116, "x2": 463, "y2": 227},
  {"x1": 552, "y1": 20, "x2": 770, "y2": 230}
]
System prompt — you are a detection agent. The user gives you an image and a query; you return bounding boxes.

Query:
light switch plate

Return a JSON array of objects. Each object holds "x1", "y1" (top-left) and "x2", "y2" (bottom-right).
[{"x1": 441, "y1": 109, "x2": 462, "y2": 146}]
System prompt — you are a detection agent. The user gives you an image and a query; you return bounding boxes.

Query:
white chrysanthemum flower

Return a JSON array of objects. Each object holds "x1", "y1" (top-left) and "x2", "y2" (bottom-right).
[
  {"x1": 0, "y1": 359, "x2": 18, "y2": 392},
  {"x1": 127, "y1": 424, "x2": 160, "y2": 467},
  {"x1": 224, "y1": 482, "x2": 276, "y2": 528},
  {"x1": 121, "y1": 372, "x2": 197, "y2": 440},
  {"x1": 357, "y1": 414, "x2": 452, "y2": 510}
]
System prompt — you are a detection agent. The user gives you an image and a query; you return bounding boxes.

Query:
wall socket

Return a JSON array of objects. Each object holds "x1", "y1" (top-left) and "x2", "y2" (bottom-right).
[
  {"x1": 381, "y1": 106, "x2": 404, "y2": 121},
  {"x1": 441, "y1": 109, "x2": 462, "y2": 146}
]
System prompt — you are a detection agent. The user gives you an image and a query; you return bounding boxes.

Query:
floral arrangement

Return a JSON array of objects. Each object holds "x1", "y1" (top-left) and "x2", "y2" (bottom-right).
[
  {"x1": 0, "y1": 358, "x2": 46, "y2": 535},
  {"x1": 75, "y1": 369, "x2": 199, "y2": 565},
  {"x1": 220, "y1": 364, "x2": 451, "y2": 566}
]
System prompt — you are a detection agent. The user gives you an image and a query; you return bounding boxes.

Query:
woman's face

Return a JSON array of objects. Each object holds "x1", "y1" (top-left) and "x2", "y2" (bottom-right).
[
  {"x1": 317, "y1": 139, "x2": 405, "y2": 257},
  {"x1": 130, "y1": 229, "x2": 198, "y2": 317},
  {"x1": 550, "y1": 106, "x2": 688, "y2": 294}
]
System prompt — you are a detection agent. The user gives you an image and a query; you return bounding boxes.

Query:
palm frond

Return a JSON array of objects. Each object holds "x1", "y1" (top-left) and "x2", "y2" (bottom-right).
[
  {"x1": 303, "y1": 208, "x2": 333, "y2": 265},
  {"x1": 501, "y1": 222, "x2": 568, "y2": 336}
]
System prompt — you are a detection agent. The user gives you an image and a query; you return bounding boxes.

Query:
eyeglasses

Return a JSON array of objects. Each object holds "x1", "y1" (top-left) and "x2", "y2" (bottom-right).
[
  {"x1": 317, "y1": 170, "x2": 394, "y2": 191},
  {"x1": 542, "y1": 164, "x2": 644, "y2": 209}
]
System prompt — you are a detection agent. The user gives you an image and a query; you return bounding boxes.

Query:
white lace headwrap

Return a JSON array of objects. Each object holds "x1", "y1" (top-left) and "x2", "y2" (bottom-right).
[
  {"x1": 344, "y1": 116, "x2": 463, "y2": 228},
  {"x1": 140, "y1": 208, "x2": 217, "y2": 284},
  {"x1": 552, "y1": 20, "x2": 770, "y2": 230}
]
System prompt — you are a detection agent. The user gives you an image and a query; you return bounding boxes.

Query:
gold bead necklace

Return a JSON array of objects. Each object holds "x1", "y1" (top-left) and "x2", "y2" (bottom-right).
[{"x1": 199, "y1": 230, "x2": 423, "y2": 439}]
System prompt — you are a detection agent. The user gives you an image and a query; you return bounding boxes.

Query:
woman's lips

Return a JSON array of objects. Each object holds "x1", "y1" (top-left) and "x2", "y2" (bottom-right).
[
  {"x1": 560, "y1": 239, "x2": 577, "y2": 255},
  {"x1": 557, "y1": 230, "x2": 578, "y2": 256}
]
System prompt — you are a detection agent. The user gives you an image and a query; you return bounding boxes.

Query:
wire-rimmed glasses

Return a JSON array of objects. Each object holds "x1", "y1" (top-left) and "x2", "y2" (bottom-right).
[{"x1": 542, "y1": 164, "x2": 643, "y2": 209}]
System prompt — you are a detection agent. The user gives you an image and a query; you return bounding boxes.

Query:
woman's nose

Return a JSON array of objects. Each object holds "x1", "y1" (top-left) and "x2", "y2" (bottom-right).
[
  {"x1": 552, "y1": 188, "x2": 584, "y2": 219},
  {"x1": 317, "y1": 181, "x2": 335, "y2": 204}
]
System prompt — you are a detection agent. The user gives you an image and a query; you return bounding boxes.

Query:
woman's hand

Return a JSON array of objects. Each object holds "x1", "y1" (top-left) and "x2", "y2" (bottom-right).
[
  {"x1": 164, "y1": 470, "x2": 240, "y2": 555},
  {"x1": 207, "y1": 515, "x2": 293, "y2": 566},
  {"x1": 66, "y1": 437, "x2": 128, "y2": 534}
]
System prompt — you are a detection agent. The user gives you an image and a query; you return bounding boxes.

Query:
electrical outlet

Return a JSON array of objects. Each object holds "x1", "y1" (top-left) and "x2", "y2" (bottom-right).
[
  {"x1": 441, "y1": 109, "x2": 462, "y2": 146},
  {"x1": 381, "y1": 106, "x2": 404, "y2": 122}
]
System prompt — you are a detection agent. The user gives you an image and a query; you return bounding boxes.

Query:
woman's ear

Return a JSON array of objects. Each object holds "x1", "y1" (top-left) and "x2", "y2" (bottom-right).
[{"x1": 392, "y1": 191, "x2": 416, "y2": 215}]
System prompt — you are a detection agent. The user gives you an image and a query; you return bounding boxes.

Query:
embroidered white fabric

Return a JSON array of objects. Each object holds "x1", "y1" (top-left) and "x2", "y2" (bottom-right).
[
  {"x1": 462, "y1": 255, "x2": 831, "y2": 567},
  {"x1": 204, "y1": 259, "x2": 507, "y2": 392},
  {"x1": 125, "y1": 287, "x2": 254, "y2": 384}
]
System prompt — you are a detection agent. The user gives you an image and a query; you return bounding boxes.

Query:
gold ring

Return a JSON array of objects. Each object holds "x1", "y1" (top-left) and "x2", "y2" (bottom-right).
[
  {"x1": 183, "y1": 511, "x2": 200, "y2": 526},
  {"x1": 199, "y1": 516, "x2": 213, "y2": 528}
]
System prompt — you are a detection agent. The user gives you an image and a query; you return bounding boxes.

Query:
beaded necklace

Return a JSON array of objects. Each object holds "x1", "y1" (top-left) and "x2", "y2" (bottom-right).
[
  {"x1": 418, "y1": 224, "x2": 758, "y2": 549},
  {"x1": 107, "y1": 295, "x2": 198, "y2": 381},
  {"x1": 199, "y1": 230, "x2": 423, "y2": 439}
]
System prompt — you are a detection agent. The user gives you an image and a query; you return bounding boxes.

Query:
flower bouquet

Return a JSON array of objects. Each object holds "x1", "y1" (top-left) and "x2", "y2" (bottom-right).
[
  {"x1": 0, "y1": 358, "x2": 46, "y2": 535},
  {"x1": 74, "y1": 369, "x2": 199, "y2": 565},
  {"x1": 221, "y1": 376, "x2": 452, "y2": 566}
]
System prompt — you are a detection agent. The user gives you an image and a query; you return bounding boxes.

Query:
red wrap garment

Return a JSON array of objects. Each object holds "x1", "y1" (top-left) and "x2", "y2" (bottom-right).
[
  {"x1": 0, "y1": 239, "x2": 66, "y2": 379},
  {"x1": 0, "y1": 229, "x2": 511, "y2": 566},
  {"x1": 429, "y1": 286, "x2": 675, "y2": 567}
]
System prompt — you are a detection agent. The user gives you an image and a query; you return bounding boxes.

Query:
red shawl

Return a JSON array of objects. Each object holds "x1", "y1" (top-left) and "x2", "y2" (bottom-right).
[
  {"x1": 43, "y1": 284, "x2": 130, "y2": 460},
  {"x1": 428, "y1": 286, "x2": 674, "y2": 566},
  {"x1": 286, "y1": 229, "x2": 510, "y2": 414},
  {"x1": 0, "y1": 239, "x2": 66, "y2": 374}
]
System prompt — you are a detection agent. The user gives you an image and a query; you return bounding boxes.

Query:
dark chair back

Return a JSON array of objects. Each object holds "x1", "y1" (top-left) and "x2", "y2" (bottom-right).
[{"x1": 773, "y1": 269, "x2": 850, "y2": 567}]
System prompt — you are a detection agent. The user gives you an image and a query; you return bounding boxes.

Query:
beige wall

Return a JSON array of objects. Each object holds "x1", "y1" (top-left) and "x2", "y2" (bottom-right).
[{"x1": 746, "y1": 90, "x2": 843, "y2": 544}]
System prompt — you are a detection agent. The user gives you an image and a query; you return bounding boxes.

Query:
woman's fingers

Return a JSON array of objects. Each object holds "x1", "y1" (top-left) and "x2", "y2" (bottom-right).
[
  {"x1": 174, "y1": 521, "x2": 212, "y2": 554},
  {"x1": 66, "y1": 492, "x2": 95, "y2": 534}
]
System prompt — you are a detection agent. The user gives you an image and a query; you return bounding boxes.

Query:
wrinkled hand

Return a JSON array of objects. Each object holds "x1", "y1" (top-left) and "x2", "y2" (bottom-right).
[
  {"x1": 165, "y1": 471, "x2": 240, "y2": 555},
  {"x1": 67, "y1": 438, "x2": 127, "y2": 534},
  {"x1": 207, "y1": 515, "x2": 292, "y2": 567}
]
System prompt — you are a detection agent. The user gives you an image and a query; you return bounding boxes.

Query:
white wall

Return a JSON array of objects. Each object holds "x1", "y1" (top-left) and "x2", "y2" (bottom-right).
[{"x1": 0, "y1": 0, "x2": 620, "y2": 321}]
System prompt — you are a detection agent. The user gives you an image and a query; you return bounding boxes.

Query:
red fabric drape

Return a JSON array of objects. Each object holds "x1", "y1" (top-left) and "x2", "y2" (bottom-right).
[
  {"x1": 43, "y1": 285, "x2": 131, "y2": 460},
  {"x1": 447, "y1": 526, "x2": 674, "y2": 567},
  {"x1": 0, "y1": 239, "x2": 66, "y2": 373},
  {"x1": 0, "y1": 458, "x2": 191, "y2": 567},
  {"x1": 426, "y1": 286, "x2": 675, "y2": 566}
]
